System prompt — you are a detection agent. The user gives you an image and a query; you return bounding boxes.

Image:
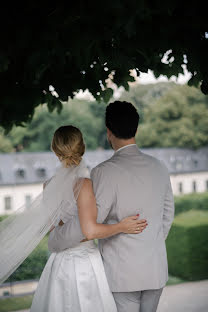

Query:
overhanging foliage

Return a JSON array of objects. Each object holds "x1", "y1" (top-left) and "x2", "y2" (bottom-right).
[{"x1": 0, "y1": 1, "x2": 208, "y2": 129}]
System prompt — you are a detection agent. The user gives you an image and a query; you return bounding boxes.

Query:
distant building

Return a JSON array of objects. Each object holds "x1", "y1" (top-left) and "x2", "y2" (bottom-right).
[{"x1": 0, "y1": 147, "x2": 208, "y2": 215}]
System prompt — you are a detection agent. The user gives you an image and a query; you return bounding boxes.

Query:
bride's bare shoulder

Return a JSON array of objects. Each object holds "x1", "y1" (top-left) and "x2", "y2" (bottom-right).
[
  {"x1": 81, "y1": 178, "x2": 92, "y2": 188},
  {"x1": 73, "y1": 178, "x2": 91, "y2": 198},
  {"x1": 77, "y1": 178, "x2": 94, "y2": 199}
]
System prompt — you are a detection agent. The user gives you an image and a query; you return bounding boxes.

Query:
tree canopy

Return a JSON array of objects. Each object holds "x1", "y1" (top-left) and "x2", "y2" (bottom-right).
[
  {"x1": 0, "y1": 1, "x2": 208, "y2": 129},
  {"x1": 1, "y1": 83, "x2": 207, "y2": 152}
]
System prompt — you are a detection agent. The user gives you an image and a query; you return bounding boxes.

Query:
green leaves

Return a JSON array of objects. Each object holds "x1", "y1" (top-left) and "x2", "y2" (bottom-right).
[
  {"x1": 0, "y1": 2, "x2": 208, "y2": 128},
  {"x1": 100, "y1": 88, "x2": 114, "y2": 103},
  {"x1": 201, "y1": 80, "x2": 208, "y2": 95},
  {"x1": 188, "y1": 74, "x2": 200, "y2": 88},
  {"x1": 135, "y1": 83, "x2": 208, "y2": 149},
  {"x1": 0, "y1": 53, "x2": 10, "y2": 72},
  {"x1": 44, "y1": 93, "x2": 63, "y2": 113}
]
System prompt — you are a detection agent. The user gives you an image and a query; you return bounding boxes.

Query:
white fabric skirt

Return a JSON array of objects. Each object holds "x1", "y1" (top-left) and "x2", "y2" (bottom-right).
[{"x1": 30, "y1": 240, "x2": 117, "y2": 312}]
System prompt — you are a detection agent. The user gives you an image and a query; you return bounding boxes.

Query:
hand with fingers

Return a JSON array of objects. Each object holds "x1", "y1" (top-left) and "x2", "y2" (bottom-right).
[{"x1": 119, "y1": 214, "x2": 148, "y2": 234}]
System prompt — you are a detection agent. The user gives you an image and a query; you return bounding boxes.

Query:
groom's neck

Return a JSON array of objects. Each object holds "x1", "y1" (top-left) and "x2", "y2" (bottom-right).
[{"x1": 113, "y1": 137, "x2": 136, "y2": 151}]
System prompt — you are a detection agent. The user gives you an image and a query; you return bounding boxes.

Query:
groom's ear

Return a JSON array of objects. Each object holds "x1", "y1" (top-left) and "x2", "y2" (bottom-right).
[{"x1": 106, "y1": 128, "x2": 112, "y2": 138}]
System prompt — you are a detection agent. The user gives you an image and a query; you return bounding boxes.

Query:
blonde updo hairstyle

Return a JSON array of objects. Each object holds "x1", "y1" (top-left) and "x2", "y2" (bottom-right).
[{"x1": 51, "y1": 125, "x2": 85, "y2": 167}]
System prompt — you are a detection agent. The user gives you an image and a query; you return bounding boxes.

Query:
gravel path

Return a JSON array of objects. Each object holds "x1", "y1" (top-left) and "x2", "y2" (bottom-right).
[
  {"x1": 157, "y1": 280, "x2": 208, "y2": 312},
  {"x1": 13, "y1": 280, "x2": 208, "y2": 312}
]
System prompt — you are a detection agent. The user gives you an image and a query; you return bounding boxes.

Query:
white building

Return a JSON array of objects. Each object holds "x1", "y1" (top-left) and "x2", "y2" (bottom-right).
[{"x1": 0, "y1": 147, "x2": 208, "y2": 215}]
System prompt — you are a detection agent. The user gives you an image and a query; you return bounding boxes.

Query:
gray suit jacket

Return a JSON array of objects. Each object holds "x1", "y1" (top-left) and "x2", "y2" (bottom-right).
[{"x1": 48, "y1": 145, "x2": 175, "y2": 292}]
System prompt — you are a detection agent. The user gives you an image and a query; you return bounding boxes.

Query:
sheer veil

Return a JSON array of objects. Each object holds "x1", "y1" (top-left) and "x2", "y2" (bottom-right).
[{"x1": 0, "y1": 160, "x2": 89, "y2": 284}]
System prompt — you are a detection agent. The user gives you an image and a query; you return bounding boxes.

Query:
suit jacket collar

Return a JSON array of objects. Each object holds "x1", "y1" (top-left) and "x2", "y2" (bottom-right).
[{"x1": 114, "y1": 144, "x2": 142, "y2": 156}]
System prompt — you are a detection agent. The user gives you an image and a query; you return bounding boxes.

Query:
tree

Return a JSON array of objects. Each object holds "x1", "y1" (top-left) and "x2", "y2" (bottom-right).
[
  {"x1": 0, "y1": 2, "x2": 208, "y2": 129},
  {"x1": 0, "y1": 82, "x2": 205, "y2": 151},
  {"x1": 8, "y1": 98, "x2": 107, "y2": 151},
  {"x1": 136, "y1": 84, "x2": 208, "y2": 149},
  {"x1": 119, "y1": 82, "x2": 175, "y2": 122},
  {"x1": 0, "y1": 129, "x2": 14, "y2": 152}
]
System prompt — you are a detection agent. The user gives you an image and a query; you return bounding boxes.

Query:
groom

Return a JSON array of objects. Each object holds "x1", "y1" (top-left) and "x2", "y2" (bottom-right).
[{"x1": 48, "y1": 101, "x2": 175, "y2": 312}]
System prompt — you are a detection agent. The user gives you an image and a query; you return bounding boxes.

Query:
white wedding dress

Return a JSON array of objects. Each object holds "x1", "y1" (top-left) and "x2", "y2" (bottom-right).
[
  {"x1": 30, "y1": 192, "x2": 117, "y2": 312},
  {"x1": 0, "y1": 161, "x2": 117, "y2": 312}
]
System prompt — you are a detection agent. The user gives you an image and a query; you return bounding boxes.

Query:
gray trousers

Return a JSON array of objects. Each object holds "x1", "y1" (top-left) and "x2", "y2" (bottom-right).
[{"x1": 112, "y1": 288, "x2": 163, "y2": 312}]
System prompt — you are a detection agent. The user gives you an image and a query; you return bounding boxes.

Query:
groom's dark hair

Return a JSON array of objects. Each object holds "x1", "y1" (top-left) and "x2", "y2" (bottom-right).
[{"x1": 105, "y1": 101, "x2": 140, "y2": 139}]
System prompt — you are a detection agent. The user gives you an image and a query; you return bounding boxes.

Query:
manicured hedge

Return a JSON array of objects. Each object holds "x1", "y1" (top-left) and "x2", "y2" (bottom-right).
[
  {"x1": 5, "y1": 235, "x2": 49, "y2": 283},
  {"x1": 0, "y1": 215, "x2": 49, "y2": 282},
  {"x1": 174, "y1": 192, "x2": 208, "y2": 216},
  {"x1": 1, "y1": 192, "x2": 208, "y2": 283},
  {"x1": 166, "y1": 210, "x2": 208, "y2": 281}
]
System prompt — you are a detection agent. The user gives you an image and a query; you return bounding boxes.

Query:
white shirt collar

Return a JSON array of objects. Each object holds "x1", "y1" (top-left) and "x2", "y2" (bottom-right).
[{"x1": 115, "y1": 144, "x2": 137, "y2": 153}]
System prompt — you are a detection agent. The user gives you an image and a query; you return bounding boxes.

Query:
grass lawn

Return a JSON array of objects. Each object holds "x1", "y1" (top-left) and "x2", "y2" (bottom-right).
[{"x1": 0, "y1": 295, "x2": 33, "y2": 312}]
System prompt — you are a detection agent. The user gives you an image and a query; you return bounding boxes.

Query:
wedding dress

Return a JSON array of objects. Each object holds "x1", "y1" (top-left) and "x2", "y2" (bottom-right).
[
  {"x1": 0, "y1": 161, "x2": 117, "y2": 311},
  {"x1": 29, "y1": 168, "x2": 117, "y2": 311},
  {"x1": 30, "y1": 239, "x2": 117, "y2": 311}
]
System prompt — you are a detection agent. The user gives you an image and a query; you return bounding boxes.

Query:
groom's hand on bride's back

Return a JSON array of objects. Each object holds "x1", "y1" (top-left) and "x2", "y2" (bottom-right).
[{"x1": 119, "y1": 215, "x2": 148, "y2": 234}]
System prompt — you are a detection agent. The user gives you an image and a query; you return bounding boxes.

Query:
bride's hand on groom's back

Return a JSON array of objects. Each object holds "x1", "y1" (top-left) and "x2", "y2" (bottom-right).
[{"x1": 119, "y1": 216, "x2": 148, "y2": 234}]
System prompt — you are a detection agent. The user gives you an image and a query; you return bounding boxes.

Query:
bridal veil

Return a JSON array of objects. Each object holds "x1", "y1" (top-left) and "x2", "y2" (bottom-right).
[{"x1": 0, "y1": 161, "x2": 89, "y2": 284}]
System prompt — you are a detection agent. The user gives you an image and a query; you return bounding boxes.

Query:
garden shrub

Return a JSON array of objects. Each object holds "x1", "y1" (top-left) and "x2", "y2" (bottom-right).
[
  {"x1": 174, "y1": 192, "x2": 208, "y2": 216},
  {"x1": 5, "y1": 235, "x2": 49, "y2": 282},
  {"x1": 166, "y1": 210, "x2": 208, "y2": 280}
]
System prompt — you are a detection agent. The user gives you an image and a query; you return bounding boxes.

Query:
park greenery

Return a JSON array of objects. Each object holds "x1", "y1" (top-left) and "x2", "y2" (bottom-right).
[
  {"x1": 1, "y1": 192, "x2": 207, "y2": 311},
  {"x1": 166, "y1": 192, "x2": 208, "y2": 280},
  {"x1": 0, "y1": 295, "x2": 33, "y2": 312},
  {"x1": 0, "y1": 1, "x2": 207, "y2": 129},
  {"x1": 2, "y1": 191, "x2": 207, "y2": 285},
  {"x1": 0, "y1": 82, "x2": 208, "y2": 153},
  {"x1": 167, "y1": 209, "x2": 208, "y2": 281}
]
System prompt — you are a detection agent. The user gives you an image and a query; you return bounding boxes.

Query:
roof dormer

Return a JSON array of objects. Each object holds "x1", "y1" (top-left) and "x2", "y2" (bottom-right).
[
  {"x1": 36, "y1": 167, "x2": 46, "y2": 178},
  {"x1": 15, "y1": 168, "x2": 26, "y2": 179}
]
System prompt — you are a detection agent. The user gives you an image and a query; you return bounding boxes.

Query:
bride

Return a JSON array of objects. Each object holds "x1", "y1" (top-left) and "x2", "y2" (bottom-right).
[{"x1": 0, "y1": 125, "x2": 147, "y2": 312}]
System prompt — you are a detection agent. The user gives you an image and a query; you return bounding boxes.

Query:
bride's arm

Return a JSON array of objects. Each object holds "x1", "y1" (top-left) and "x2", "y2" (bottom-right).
[
  {"x1": 77, "y1": 178, "x2": 147, "y2": 240},
  {"x1": 48, "y1": 167, "x2": 148, "y2": 252}
]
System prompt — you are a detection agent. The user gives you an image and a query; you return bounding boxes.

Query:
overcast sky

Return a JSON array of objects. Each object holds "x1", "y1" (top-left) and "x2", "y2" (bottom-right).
[
  {"x1": 137, "y1": 66, "x2": 191, "y2": 84},
  {"x1": 76, "y1": 67, "x2": 191, "y2": 100}
]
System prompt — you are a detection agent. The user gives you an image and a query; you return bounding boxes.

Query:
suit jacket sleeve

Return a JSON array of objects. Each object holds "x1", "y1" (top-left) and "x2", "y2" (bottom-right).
[
  {"x1": 48, "y1": 165, "x2": 114, "y2": 252},
  {"x1": 163, "y1": 173, "x2": 175, "y2": 240},
  {"x1": 91, "y1": 166, "x2": 115, "y2": 223},
  {"x1": 48, "y1": 215, "x2": 85, "y2": 252}
]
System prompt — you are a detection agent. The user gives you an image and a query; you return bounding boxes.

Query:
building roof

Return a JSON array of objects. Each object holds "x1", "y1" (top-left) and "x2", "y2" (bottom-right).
[{"x1": 0, "y1": 147, "x2": 207, "y2": 186}]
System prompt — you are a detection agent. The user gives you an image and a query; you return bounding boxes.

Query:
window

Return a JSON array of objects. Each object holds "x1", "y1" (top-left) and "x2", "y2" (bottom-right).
[
  {"x1": 25, "y1": 195, "x2": 32, "y2": 209},
  {"x1": 16, "y1": 168, "x2": 25, "y2": 178},
  {"x1": 4, "y1": 196, "x2": 12, "y2": 210},
  {"x1": 178, "y1": 182, "x2": 183, "y2": 194},
  {"x1": 192, "y1": 181, "x2": 197, "y2": 192},
  {"x1": 36, "y1": 168, "x2": 46, "y2": 178},
  {"x1": 193, "y1": 159, "x2": 198, "y2": 167}
]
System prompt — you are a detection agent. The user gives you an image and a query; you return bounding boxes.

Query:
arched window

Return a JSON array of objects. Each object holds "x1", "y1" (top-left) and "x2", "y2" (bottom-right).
[
  {"x1": 192, "y1": 181, "x2": 197, "y2": 192},
  {"x1": 4, "y1": 196, "x2": 12, "y2": 210},
  {"x1": 25, "y1": 195, "x2": 32, "y2": 209},
  {"x1": 178, "y1": 182, "x2": 183, "y2": 194}
]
